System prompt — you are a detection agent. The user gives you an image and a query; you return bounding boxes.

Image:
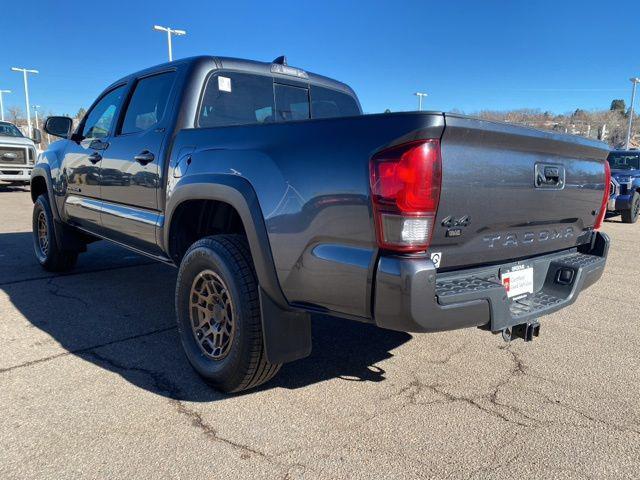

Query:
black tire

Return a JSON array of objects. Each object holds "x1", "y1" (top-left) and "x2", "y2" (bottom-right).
[
  {"x1": 621, "y1": 192, "x2": 640, "y2": 224},
  {"x1": 175, "y1": 234, "x2": 281, "y2": 393},
  {"x1": 32, "y1": 195, "x2": 79, "y2": 272}
]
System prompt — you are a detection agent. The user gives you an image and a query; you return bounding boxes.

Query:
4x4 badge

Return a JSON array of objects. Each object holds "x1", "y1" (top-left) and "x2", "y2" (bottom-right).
[{"x1": 441, "y1": 215, "x2": 470, "y2": 228}]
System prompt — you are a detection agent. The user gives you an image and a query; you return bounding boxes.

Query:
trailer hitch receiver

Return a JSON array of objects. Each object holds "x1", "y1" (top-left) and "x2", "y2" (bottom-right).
[{"x1": 501, "y1": 321, "x2": 540, "y2": 342}]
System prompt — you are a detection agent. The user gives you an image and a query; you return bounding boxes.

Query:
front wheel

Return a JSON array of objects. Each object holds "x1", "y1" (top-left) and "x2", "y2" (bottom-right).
[
  {"x1": 32, "y1": 195, "x2": 78, "y2": 272},
  {"x1": 621, "y1": 192, "x2": 639, "y2": 224},
  {"x1": 175, "y1": 235, "x2": 281, "y2": 393}
]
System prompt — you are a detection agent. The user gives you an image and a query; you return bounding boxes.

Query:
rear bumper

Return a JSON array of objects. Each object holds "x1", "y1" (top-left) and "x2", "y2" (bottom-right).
[{"x1": 373, "y1": 231, "x2": 609, "y2": 333}]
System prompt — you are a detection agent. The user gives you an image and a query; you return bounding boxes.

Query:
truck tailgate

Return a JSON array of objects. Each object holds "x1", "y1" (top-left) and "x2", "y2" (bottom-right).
[{"x1": 434, "y1": 114, "x2": 609, "y2": 270}]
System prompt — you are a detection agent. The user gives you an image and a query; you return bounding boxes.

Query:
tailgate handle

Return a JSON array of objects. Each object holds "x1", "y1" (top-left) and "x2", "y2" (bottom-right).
[
  {"x1": 535, "y1": 164, "x2": 564, "y2": 188},
  {"x1": 543, "y1": 166, "x2": 560, "y2": 183}
]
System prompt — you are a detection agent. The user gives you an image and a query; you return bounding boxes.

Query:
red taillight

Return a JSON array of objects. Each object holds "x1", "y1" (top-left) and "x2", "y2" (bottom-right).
[
  {"x1": 594, "y1": 160, "x2": 611, "y2": 230},
  {"x1": 370, "y1": 139, "x2": 442, "y2": 252}
]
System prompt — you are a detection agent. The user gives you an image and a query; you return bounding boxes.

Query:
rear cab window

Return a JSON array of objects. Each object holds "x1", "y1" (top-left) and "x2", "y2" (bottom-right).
[
  {"x1": 310, "y1": 85, "x2": 360, "y2": 119},
  {"x1": 199, "y1": 73, "x2": 275, "y2": 128},
  {"x1": 274, "y1": 84, "x2": 310, "y2": 121},
  {"x1": 197, "y1": 71, "x2": 360, "y2": 128}
]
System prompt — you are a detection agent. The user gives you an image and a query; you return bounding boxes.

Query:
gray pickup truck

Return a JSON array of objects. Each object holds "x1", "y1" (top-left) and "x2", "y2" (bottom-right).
[{"x1": 32, "y1": 56, "x2": 611, "y2": 392}]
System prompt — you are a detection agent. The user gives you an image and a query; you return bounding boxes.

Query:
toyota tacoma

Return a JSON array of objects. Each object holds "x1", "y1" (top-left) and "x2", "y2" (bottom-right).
[{"x1": 31, "y1": 56, "x2": 611, "y2": 392}]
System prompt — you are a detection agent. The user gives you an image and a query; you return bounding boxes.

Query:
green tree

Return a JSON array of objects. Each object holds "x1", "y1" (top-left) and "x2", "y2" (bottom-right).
[
  {"x1": 76, "y1": 107, "x2": 87, "y2": 120},
  {"x1": 610, "y1": 99, "x2": 626, "y2": 112}
]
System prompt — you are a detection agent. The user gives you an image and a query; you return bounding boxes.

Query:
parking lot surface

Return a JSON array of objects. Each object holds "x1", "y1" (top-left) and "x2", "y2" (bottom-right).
[{"x1": 1, "y1": 185, "x2": 638, "y2": 479}]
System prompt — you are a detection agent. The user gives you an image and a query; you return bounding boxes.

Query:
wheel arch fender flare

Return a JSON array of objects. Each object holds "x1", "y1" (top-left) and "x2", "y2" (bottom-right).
[
  {"x1": 164, "y1": 173, "x2": 312, "y2": 364},
  {"x1": 30, "y1": 164, "x2": 60, "y2": 219},
  {"x1": 30, "y1": 164, "x2": 70, "y2": 251},
  {"x1": 164, "y1": 173, "x2": 285, "y2": 306}
]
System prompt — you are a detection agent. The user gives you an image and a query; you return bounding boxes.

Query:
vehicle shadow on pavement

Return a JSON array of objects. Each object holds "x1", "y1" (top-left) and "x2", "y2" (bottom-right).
[
  {"x1": 0, "y1": 183, "x2": 30, "y2": 193},
  {"x1": 2, "y1": 232, "x2": 411, "y2": 401},
  {"x1": 604, "y1": 213, "x2": 623, "y2": 223}
]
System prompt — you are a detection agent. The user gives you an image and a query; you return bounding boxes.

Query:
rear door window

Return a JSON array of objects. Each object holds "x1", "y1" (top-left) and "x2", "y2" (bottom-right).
[
  {"x1": 121, "y1": 71, "x2": 176, "y2": 135},
  {"x1": 310, "y1": 86, "x2": 360, "y2": 119},
  {"x1": 199, "y1": 73, "x2": 275, "y2": 127},
  {"x1": 274, "y1": 84, "x2": 310, "y2": 122}
]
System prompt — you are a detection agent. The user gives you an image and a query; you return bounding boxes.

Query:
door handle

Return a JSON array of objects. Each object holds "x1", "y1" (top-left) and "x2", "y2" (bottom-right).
[
  {"x1": 134, "y1": 150, "x2": 155, "y2": 165},
  {"x1": 88, "y1": 152, "x2": 102, "y2": 164},
  {"x1": 89, "y1": 139, "x2": 109, "y2": 151}
]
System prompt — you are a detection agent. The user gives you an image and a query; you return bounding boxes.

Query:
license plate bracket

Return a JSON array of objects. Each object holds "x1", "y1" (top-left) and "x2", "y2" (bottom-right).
[{"x1": 500, "y1": 264, "x2": 534, "y2": 300}]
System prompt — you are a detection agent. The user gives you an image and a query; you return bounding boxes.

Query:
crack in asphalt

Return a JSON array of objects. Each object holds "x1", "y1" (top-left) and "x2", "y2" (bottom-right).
[
  {"x1": 0, "y1": 326, "x2": 176, "y2": 374},
  {"x1": 392, "y1": 343, "x2": 640, "y2": 441},
  {"x1": 46, "y1": 276, "x2": 90, "y2": 308},
  {"x1": 484, "y1": 345, "x2": 543, "y2": 425},
  {"x1": 535, "y1": 390, "x2": 640, "y2": 437},
  {"x1": 492, "y1": 346, "x2": 640, "y2": 437},
  {"x1": 401, "y1": 375, "x2": 531, "y2": 427},
  {"x1": 85, "y1": 349, "x2": 309, "y2": 478},
  {"x1": 464, "y1": 429, "x2": 524, "y2": 480},
  {"x1": 388, "y1": 344, "x2": 533, "y2": 427},
  {"x1": 0, "y1": 261, "x2": 157, "y2": 287}
]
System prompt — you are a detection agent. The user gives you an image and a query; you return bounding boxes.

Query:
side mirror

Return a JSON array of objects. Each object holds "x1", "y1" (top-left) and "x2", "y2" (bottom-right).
[
  {"x1": 44, "y1": 116, "x2": 73, "y2": 139},
  {"x1": 32, "y1": 128, "x2": 42, "y2": 144}
]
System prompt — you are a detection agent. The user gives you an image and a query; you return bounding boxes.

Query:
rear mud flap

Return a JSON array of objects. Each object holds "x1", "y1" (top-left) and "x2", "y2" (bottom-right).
[{"x1": 259, "y1": 288, "x2": 312, "y2": 364}]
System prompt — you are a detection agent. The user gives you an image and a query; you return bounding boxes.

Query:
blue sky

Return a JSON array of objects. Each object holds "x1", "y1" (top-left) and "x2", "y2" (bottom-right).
[{"x1": 0, "y1": 0, "x2": 638, "y2": 117}]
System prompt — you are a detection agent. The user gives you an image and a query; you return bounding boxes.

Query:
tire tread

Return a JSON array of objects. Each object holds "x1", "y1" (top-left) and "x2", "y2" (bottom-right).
[
  {"x1": 179, "y1": 234, "x2": 280, "y2": 392},
  {"x1": 33, "y1": 195, "x2": 78, "y2": 272}
]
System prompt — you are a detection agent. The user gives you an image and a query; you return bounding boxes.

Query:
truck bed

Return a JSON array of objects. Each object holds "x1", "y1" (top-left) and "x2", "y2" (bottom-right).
[{"x1": 169, "y1": 111, "x2": 609, "y2": 320}]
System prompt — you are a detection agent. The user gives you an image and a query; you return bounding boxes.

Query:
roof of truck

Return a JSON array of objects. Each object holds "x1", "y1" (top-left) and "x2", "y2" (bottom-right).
[{"x1": 108, "y1": 55, "x2": 357, "y2": 98}]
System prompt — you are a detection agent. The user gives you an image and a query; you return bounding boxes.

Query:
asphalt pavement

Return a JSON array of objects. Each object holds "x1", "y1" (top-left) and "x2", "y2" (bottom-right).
[{"x1": 1, "y1": 184, "x2": 638, "y2": 479}]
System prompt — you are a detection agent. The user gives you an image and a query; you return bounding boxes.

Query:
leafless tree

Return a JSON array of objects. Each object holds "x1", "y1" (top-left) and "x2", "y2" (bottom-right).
[
  {"x1": 7, "y1": 106, "x2": 23, "y2": 124},
  {"x1": 470, "y1": 104, "x2": 638, "y2": 149}
]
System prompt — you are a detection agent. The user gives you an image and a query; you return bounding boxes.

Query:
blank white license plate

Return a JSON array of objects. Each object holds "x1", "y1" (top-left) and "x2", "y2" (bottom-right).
[{"x1": 500, "y1": 266, "x2": 534, "y2": 299}]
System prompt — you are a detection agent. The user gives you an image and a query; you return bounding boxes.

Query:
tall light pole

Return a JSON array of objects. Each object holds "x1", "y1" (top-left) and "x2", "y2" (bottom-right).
[
  {"x1": 625, "y1": 77, "x2": 640, "y2": 150},
  {"x1": 414, "y1": 92, "x2": 428, "y2": 111},
  {"x1": 11, "y1": 67, "x2": 38, "y2": 136},
  {"x1": 153, "y1": 25, "x2": 186, "y2": 61},
  {"x1": 32, "y1": 105, "x2": 41, "y2": 130},
  {"x1": 0, "y1": 90, "x2": 10, "y2": 122}
]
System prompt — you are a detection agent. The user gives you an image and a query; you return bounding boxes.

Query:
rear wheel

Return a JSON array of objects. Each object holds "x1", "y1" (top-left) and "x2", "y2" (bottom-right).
[
  {"x1": 621, "y1": 192, "x2": 640, "y2": 224},
  {"x1": 175, "y1": 235, "x2": 281, "y2": 393},
  {"x1": 32, "y1": 195, "x2": 79, "y2": 272}
]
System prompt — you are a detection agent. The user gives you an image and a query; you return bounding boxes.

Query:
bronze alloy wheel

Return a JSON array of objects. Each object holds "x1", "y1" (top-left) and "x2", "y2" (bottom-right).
[
  {"x1": 189, "y1": 269, "x2": 236, "y2": 360},
  {"x1": 37, "y1": 210, "x2": 49, "y2": 257}
]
